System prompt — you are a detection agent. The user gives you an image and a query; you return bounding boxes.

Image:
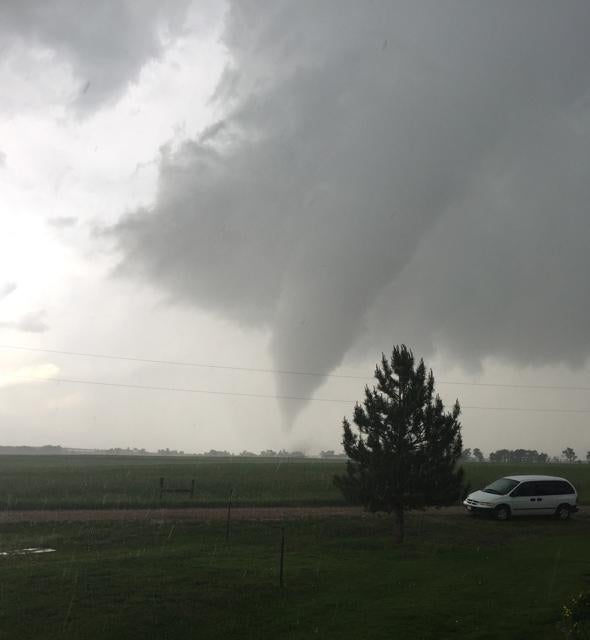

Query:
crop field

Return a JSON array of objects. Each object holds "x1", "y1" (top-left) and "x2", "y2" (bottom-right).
[
  {"x1": 0, "y1": 455, "x2": 588, "y2": 510},
  {"x1": 0, "y1": 455, "x2": 343, "y2": 510},
  {"x1": 1, "y1": 511, "x2": 589, "y2": 639}
]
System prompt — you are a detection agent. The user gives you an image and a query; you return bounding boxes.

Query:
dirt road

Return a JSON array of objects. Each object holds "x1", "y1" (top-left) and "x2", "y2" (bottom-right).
[
  {"x1": 0, "y1": 505, "x2": 586, "y2": 523},
  {"x1": 0, "y1": 506, "x2": 366, "y2": 523}
]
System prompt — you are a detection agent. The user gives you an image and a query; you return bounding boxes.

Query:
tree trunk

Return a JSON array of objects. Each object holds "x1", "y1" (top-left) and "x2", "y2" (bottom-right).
[{"x1": 393, "y1": 505, "x2": 404, "y2": 543}]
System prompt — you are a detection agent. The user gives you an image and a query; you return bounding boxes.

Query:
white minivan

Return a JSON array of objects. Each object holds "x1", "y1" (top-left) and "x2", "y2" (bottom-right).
[{"x1": 463, "y1": 475, "x2": 578, "y2": 521}]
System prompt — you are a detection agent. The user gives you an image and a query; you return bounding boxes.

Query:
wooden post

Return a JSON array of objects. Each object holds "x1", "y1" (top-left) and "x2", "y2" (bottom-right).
[
  {"x1": 159, "y1": 477, "x2": 165, "y2": 500},
  {"x1": 225, "y1": 488, "x2": 234, "y2": 541},
  {"x1": 190, "y1": 479, "x2": 195, "y2": 499},
  {"x1": 279, "y1": 526, "x2": 285, "y2": 588}
]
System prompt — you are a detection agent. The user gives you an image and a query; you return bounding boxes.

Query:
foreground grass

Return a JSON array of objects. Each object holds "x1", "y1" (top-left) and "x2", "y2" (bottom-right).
[
  {"x1": 0, "y1": 456, "x2": 589, "y2": 510},
  {"x1": 0, "y1": 513, "x2": 589, "y2": 639}
]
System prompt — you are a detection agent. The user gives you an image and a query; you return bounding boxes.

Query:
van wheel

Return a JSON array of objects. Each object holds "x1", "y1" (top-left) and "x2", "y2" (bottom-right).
[
  {"x1": 494, "y1": 505, "x2": 511, "y2": 521},
  {"x1": 555, "y1": 504, "x2": 571, "y2": 521}
]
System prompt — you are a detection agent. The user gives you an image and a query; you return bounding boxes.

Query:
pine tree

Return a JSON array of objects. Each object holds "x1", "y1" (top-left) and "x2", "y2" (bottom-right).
[{"x1": 334, "y1": 345, "x2": 465, "y2": 543}]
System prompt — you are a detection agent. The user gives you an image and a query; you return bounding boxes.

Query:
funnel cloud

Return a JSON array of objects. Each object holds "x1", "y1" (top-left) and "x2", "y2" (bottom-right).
[{"x1": 111, "y1": 1, "x2": 590, "y2": 426}]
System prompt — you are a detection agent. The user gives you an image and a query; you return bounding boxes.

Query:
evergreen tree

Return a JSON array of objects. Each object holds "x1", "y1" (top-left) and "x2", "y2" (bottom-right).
[{"x1": 334, "y1": 345, "x2": 465, "y2": 543}]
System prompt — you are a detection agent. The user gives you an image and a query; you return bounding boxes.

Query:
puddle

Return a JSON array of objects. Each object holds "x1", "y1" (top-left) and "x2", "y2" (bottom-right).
[{"x1": 0, "y1": 548, "x2": 56, "y2": 557}]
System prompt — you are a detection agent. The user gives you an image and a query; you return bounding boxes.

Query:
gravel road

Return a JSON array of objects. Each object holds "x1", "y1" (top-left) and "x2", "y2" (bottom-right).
[{"x1": 0, "y1": 505, "x2": 586, "y2": 523}]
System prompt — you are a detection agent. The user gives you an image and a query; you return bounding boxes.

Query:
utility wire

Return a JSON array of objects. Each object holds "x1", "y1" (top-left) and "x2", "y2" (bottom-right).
[
  {"x1": 2, "y1": 344, "x2": 590, "y2": 392},
  {"x1": 8, "y1": 375, "x2": 353, "y2": 404},
  {"x1": 0, "y1": 345, "x2": 364, "y2": 379},
  {"x1": 7, "y1": 374, "x2": 590, "y2": 414}
]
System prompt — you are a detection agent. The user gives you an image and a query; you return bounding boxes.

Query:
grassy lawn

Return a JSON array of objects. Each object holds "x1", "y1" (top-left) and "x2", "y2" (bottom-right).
[
  {"x1": 0, "y1": 512, "x2": 589, "y2": 639},
  {"x1": 0, "y1": 456, "x2": 588, "y2": 510}
]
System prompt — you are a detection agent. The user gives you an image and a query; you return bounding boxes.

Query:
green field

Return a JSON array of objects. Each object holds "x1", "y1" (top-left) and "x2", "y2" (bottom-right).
[
  {"x1": 0, "y1": 456, "x2": 588, "y2": 510},
  {"x1": 0, "y1": 512, "x2": 589, "y2": 639}
]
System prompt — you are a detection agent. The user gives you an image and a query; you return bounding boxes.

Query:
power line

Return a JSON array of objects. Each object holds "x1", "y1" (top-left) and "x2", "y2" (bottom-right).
[
  {"x1": 10, "y1": 375, "x2": 353, "y2": 404},
  {"x1": 7, "y1": 374, "x2": 590, "y2": 414},
  {"x1": 2, "y1": 344, "x2": 590, "y2": 392},
  {"x1": 0, "y1": 345, "x2": 366, "y2": 380},
  {"x1": 437, "y1": 380, "x2": 590, "y2": 392},
  {"x1": 460, "y1": 405, "x2": 590, "y2": 414}
]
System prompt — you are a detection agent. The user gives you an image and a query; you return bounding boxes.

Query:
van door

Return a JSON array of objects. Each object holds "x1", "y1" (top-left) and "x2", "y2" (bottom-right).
[
  {"x1": 509, "y1": 481, "x2": 538, "y2": 515},
  {"x1": 543, "y1": 480, "x2": 576, "y2": 513},
  {"x1": 533, "y1": 481, "x2": 557, "y2": 515}
]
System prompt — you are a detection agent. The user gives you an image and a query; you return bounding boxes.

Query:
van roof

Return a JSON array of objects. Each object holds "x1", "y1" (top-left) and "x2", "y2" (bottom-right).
[{"x1": 504, "y1": 475, "x2": 571, "y2": 482}]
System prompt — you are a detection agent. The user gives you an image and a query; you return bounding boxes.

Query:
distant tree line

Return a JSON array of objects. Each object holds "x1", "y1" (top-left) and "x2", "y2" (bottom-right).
[
  {"x1": 319, "y1": 450, "x2": 347, "y2": 459},
  {"x1": 159, "y1": 449, "x2": 309, "y2": 458},
  {"x1": 0, "y1": 445, "x2": 66, "y2": 455},
  {"x1": 246, "y1": 449, "x2": 308, "y2": 458},
  {"x1": 461, "y1": 447, "x2": 588, "y2": 463},
  {"x1": 488, "y1": 449, "x2": 550, "y2": 464},
  {"x1": 1, "y1": 444, "x2": 587, "y2": 461},
  {"x1": 460, "y1": 448, "x2": 485, "y2": 462}
]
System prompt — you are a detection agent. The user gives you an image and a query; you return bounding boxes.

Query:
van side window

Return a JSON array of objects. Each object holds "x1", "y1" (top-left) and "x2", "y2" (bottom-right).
[
  {"x1": 511, "y1": 482, "x2": 536, "y2": 497},
  {"x1": 534, "y1": 480, "x2": 574, "y2": 495},
  {"x1": 535, "y1": 481, "x2": 553, "y2": 496},
  {"x1": 555, "y1": 481, "x2": 575, "y2": 495}
]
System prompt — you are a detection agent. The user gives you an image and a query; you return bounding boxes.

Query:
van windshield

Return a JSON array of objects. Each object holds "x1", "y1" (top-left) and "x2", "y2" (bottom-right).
[{"x1": 482, "y1": 478, "x2": 520, "y2": 495}]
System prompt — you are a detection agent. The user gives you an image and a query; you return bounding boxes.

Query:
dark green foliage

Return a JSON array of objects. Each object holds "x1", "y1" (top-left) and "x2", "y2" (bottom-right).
[
  {"x1": 559, "y1": 590, "x2": 590, "y2": 638},
  {"x1": 335, "y1": 346, "x2": 464, "y2": 538}
]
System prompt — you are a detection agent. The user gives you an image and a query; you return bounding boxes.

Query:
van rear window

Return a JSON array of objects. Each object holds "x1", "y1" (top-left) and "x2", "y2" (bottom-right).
[{"x1": 553, "y1": 481, "x2": 575, "y2": 495}]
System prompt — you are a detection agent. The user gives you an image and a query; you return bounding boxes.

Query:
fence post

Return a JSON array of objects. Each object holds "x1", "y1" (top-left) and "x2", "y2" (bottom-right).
[
  {"x1": 190, "y1": 479, "x2": 195, "y2": 499},
  {"x1": 279, "y1": 526, "x2": 285, "y2": 588},
  {"x1": 159, "y1": 477, "x2": 165, "y2": 500},
  {"x1": 225, "y1": 488, "x2": 234, "y2": 541}
]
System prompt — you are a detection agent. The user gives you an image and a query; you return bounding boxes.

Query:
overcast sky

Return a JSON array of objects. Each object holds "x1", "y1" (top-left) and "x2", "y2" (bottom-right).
[{"x1": 1, "y1": 1, "x2": 589, "y2": 457}]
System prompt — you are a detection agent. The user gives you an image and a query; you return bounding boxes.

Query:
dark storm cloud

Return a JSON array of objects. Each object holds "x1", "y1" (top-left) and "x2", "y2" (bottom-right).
[
  {"x1": 111, "y1": 1, "x2": 590, "y2": 424},
  {"x1": 0, "y1": 0, "x2": 195, "y2": 112}
]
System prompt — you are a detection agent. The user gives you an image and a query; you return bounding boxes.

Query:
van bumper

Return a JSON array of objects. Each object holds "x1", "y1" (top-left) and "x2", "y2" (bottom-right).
[{"x1": 463, "y1": 500, "x2": 494, "y2": 514}]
